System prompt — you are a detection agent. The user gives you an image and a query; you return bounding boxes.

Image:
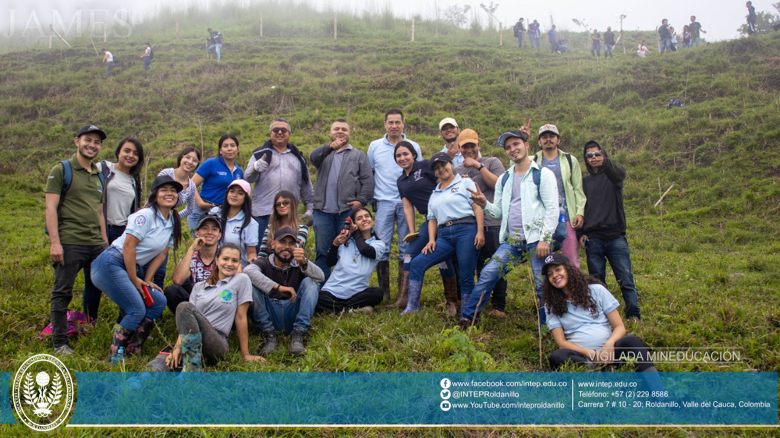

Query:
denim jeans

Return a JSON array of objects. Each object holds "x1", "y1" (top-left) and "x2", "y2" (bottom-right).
[
  {"x1": 105, "y1": 61, "x2": 114, "y2": 78},
  {"x1": 313, "y1": 209, "x2": 352, "y2": 282},
  {"x1": 253, "y1": 215, "x2": 271, "y2": 242},
  {"x1": 584, "y1": 235, "x2": 640, "y2": 319},
  {"x1": 409, "y1": 223, "x2": 478, "y2": 314},
  {"x1": 463, "y1": 241, "x2": 546, "y2": 325},
  {"x1": 692, "y1": 37, "x2": 700, "y2": 47},
  {"x1": 90, "y1": 247, "x2": 167, "y2": 330},
  {"x1": 591, "y1": 42, "x2": 601, "y2": 56},
  {"x1": 50, "y1": 244, "x2": 107, "y2": 347},
  {"x1": 550, "y1": 41, "x2": 558, "y2": 53},
  {"x1": 208, "y1": 43, "x2": 222, "y2": 61},
  {"x1": 402, "y1": 221, "x2": 455, "y2": 277},
  {"x1": 143, "y1": 55, "x2": 151, "y2": 70},
  {"x1": 517, "y1": 33, "x2": 523, "y2": 47},
  {"x1": 374, "y1": 200, "x2": 410, "y2": 262},
  {"x1": 187, "y1": 206, "x2": 207, "y2": 231},
  {"x1": 604, "y1": 44, "x2": 614, "y2": 58},
  {"x1": 480, "y1": 226, "x2": 508, "y2": 311},
  {"x1": 660, "y1": 38, "x2": 672, "y2": 53},
  {"x1": 532, "y1": 34, "x2": 540, "y2": 50},
  {"x1": 250, "y1": 278, "x2": 318, "y2": 335}
]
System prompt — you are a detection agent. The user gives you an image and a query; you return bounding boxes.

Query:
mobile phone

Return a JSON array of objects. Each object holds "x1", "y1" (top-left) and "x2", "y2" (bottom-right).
[
  {"x1": 160, "y1": 345, "x2": 173, "y2": 355},
  {"x1": 141, "y1": 285, "x2": 155, "y2": 307}
]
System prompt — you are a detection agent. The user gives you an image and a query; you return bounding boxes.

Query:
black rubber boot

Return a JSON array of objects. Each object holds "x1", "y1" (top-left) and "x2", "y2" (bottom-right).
[{"x1": 376, "y1": 261, "x2": 390, "y2": 301}]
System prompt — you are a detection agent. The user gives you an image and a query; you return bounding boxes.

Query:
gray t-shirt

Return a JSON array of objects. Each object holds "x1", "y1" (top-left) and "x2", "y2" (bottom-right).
[
  {"x1": 189, "y1": 273, "x2": 253, "y2": 337},
  {"x1": 106, "y1": 170, "x2": 136, "y2": 227},
  {"x1": 541, "y1": 155, "x2": 567, "y2": 217},
  {"x1": 454, "y1": 157, "x2": 505, "y2": 228},
  {"x1": 506, "y1": 172, "x2": 526, "y2": 241},
  {"x1": 323, "y1": 149, "x2": 347, "y2": 213}
]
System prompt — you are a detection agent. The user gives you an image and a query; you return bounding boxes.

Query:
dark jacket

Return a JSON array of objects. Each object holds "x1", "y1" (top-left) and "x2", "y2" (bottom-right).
[
  {"x1": 579, "y1": 141, "x2": 627, "y2": 240},
  {"x1": 310, "y1": 143, "x2": 374, "y2": 212}
]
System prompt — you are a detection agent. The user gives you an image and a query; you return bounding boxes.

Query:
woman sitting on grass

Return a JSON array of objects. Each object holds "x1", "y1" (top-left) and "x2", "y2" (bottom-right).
[
  {"x1": 209, "y1": 180, "x2": 259, "y2": 267},
  {"x1": 542, "y1": 253, "x2": 657, "y2": 373},
  {"x1": 257, "y1": 190, "x2": 309, "y2": 258},
  {"x1": 316, "y1": 207, "x2": 386, "y2": 314},
  {"x1": 166, "y1": 243, "x2": 263, "y2": 371}
]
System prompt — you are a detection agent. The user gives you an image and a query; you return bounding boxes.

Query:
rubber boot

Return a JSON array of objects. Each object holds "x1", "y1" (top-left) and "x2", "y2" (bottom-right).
[
  {"x1": 401, "y1": 279, "x2": 423, "y2": 315},
  {"x1": 109, "y1": 324, "x2": 134, "y2": 363},
  {"x1": 395, "y1": 260, "x2": 405, "y2": 302},
  {"x1": 126, "y1": 318, "x2": 155, "y2": 356},
  {"x1": 181, "y1": 333, "x2": 203, "y2": 372},
  {"x1": 442, "y1": 276, "x2": 459, "y2": 317},
  {"x1": 376, "y1": 261, "x2": 390, "y2": 301},
  {"x1": 386, "y1": 269, "x2": 410, "y2": 309}
]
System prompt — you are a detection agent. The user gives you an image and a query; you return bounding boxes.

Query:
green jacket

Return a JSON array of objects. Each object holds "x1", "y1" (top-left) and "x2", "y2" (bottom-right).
[{"x1": 533, "y1": 150, "x2": 587, "y2": 220}]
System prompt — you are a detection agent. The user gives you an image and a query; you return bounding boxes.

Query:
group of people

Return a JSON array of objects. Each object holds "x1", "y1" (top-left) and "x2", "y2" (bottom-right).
[
  {"x1": 656, "y1": 16, "x2": 707, "y2": 55},
  {"x1": 45, "y1": 114, "x2": 655, "y2": 374}
]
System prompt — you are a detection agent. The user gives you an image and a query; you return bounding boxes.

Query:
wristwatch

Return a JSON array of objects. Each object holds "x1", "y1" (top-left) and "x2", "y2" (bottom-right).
[{"x1": 478, "y1": 164, "x2": 485, "y2": 171}]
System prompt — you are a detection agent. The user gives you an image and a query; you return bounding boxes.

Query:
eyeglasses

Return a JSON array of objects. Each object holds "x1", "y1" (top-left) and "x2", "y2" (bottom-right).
[
  {"x1": 585, "y1": 152, "x2": 602, "y2": 158},
  {"x1": 275, "y1": 200, "x2": 291, "y2": 208},
  {"x1": 271, "y1": 127, "x2": 289, "y2": 134}
]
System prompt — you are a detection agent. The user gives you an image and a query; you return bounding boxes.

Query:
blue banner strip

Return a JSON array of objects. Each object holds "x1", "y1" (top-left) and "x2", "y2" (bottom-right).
[
  {"x1": 1, "y1": 372, "x2": 16, "y2": 425},
  {"x1": 66, "y1": 372, "x2": 777, "y2": 425}
]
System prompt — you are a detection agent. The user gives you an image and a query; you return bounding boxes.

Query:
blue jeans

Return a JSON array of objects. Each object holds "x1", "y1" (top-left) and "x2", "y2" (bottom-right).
[
  {"x1": 591, "y1": 42, "x2": 601, "y2": 56},
  {"x1": 550, "y1": 40, "x2": 557, "y2": 53},
  {"x1": 604, "y1": 44, "x2": 614, "y2": 58},
  {"x1": 143, "y1": 55, "x2": 151, "y2": 69},
  {"x1": 463, "y1": 241, "x2": 546, "y2": 325},
  {"x1": 253, "y1": 215, "x2": 271, "y2": 242},
  {"x1": 692, "y1": 37, "x2": 700, "y2": 47},
  {"x1": 517, "y1": 33, "x2": 523, "y2": 47},
  {"x1": 313, "y1": 209, "x2": 351, "y2": 282},
  {"x1": 374, "y1": 200, "x2": 410, "y2": 262},
  {"x1": 533, "y1": 34, "x2": 540, "y2": 50},
  {"x1": 90, "y1": 247, "x2": 167, "y2": 330},
  {"x1": 584, "y1": 235, "x2": 640, "y2": 319},
  {"x1": 208, "y1": 43, "x2": 222, "y2": 61},
  {"x1": 660, "y1": 38, "x2": 672, "y2": 53},
  {"x1": 250, "y1": 278, "x2": 318, "y2": 335},
  {"x1": 402, "y1": 221, "x2": 455, "y2": 277},
  {"x1": 187, "y1": 206, "x2": 208, "y2": 231},
  {"x1": 409, "y1": 223, "x2": 478, "y2": 314}
]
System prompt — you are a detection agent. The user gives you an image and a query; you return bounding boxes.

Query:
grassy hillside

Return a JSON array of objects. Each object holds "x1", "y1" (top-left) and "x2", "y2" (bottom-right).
[{"x1": 0, "y1": 3, "x2": 779, "y2": 436}]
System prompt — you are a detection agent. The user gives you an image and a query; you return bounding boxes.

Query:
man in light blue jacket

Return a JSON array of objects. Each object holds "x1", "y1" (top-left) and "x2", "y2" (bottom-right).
[{"x1": 464, "y1": 130, "x2": 558, "y2": 327}]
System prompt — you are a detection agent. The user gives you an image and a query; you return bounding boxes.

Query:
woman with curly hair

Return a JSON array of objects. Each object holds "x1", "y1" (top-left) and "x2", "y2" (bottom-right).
[{"x1": 542, "y1": 254, "x2": 657, "y2": 373}]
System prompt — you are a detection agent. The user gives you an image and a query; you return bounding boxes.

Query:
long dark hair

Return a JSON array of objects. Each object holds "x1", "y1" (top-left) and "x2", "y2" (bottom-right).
[
  {"x1": 217, "y1": 134, "x2": 239, "y2": 157},
  {"x1": 176, "y1": 146, "x2": 201, "y2": 168},
  {"x1": 350, "y1": 207, "x2": 377, "y2": 240},
  {"x1": 115, "y1": 137, "x2": 144, "y2": 185},
  {"x1": 145, "y1": 183, "x2": 182, "y2": 251},
  {"x1": 268, "y1": 190, "x2": 299, "y2": 239},
  {"x1": 393, "y1": 141, "x2": 418, "y2": 162},
  {"x1": 206, "y1": 243, "x2": 241, "y2": 286},
  {"x1": 542, "y1": 262, "x2": 603, "y2": 318},
  {"x1": 219, "y1": 184, "x2": 252, "y2": 243}
]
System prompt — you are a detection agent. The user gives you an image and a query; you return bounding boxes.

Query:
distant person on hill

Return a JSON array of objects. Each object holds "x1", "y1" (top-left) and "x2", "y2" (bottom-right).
[
  {"x1": 746, "y1": 2, "x2": 757, "y2": 35},
  {"x1": 689, "y1": 16, "x2": 706, "y2": 46},
  {"x1": 682, "y1": 25, "x2": 692, "y2": 48},
  {"x1": 528, "y1": 20, "x2": 541, "y2": 50},
  {"x1": 101, "y1": 49, "x2": 115, "y2": 78},
  {"x1": 590, "y1": 29, "x2": 601, "y2": 57},
  {"x1": 548, "y1": 25, "x2": 558, "y2": 53},
  {"x1": 577, "y1": 141, "x2": 641, "y2": 321},
  {"x1": 309, "y1": 119, "x2": 374, "y2": 281},
  {"x1": 140, "y1": 43, "x2": 152, "y2": 70},
  {"x1": 658, "y1": 19, "x2": 673, "y2": 53},
  {"x1": 439, "y1": 117, "x2": 464, "y2": 167},
  {"x1": 637, "y1": 41, "x2": 651, "y2": 58},
  {"x1": 513, "y1": 18, "x2": 526, "y2": 48},
  {"x1": 207, "y1": 28, "x2": 223, "y2": 61},
  {"x1": 45, "y1": 125, "x2": 108, "y2": 355},
  {"x1": 669, "y1": 26, "x2": 679, "y2": 51},
  {"x1": 245, "y1": 118, "x2": 314, "y2": 238},
  {"x1": 603, "y1": 27, "x2": 616, "y2": 58}
]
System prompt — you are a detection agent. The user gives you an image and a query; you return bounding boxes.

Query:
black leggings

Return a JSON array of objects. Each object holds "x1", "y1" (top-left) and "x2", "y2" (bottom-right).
[
  {"x1": 549, "y1": 335, "x2": 655, "y2": 371},
  {"x1": 316, "y1": 288, "x2": 384, "y2": 314}
]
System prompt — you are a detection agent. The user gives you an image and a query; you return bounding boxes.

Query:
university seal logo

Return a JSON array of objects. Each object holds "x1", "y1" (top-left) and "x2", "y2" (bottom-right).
[{"x1": 12, "y1": 354, "x2": 75, "y2": 431}]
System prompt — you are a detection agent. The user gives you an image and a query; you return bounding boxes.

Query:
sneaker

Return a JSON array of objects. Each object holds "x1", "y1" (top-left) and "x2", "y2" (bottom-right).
[
  {"x1": 54, "y1": 345, "x2": 74, "y2": 356},
  {"x1": 260, "y1": 331, "x2": 277, "y2": 356},
  {"x1": 487, "y1": 309, "x2": 507, "y2": 318},
  {"x1": 289, "y1": 328, "x2": 306, "y2": 356},
  {"x1": 349, "y1": 306, "x2": 374, "y2": 314}
]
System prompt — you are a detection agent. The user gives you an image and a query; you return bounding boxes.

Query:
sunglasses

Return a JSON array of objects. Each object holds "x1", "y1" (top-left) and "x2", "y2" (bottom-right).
[
  {"x1": 275, "y1": 200, "x2": 292, "y2": 208},
  {"x1": 271, "y1": 127, "x2": 289, "y2": 134},
  {"x1": 585, "y1": 151, "x2": 603, "y2": 158}
]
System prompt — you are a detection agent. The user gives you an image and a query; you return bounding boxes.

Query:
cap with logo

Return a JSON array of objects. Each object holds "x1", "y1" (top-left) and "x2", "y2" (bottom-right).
[
  {"x1": 538, "y1": 124, "x2": 560, "y2": 138},
  {"x1": 75, "y1": 125, "x2": 107, "y2": 140},
  {"x1": 196, "y1": 214, "x2": 222, "y2": 232},
  {"x1": 457, "y1": 129, "x2": 479, "y2": 147},
  {"x1": 498, "y1": 130, "x2": 528, "y2": 148},
  {"x1": 429, "y1": 151, "x2": 453, "y2": 170},
  {"x1": 438, "y1": 117, "x2": 459, "y2": 130},
  {"x1": 149, "y1": 174, "x2": 184, "y2": 193},
  {"x1": 542, "y1": 253, "x2": 570, "y2": 275}
]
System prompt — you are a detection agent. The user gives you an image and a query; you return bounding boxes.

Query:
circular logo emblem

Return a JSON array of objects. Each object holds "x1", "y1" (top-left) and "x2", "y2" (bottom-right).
[
  {"x1": 134, "y1": 215, "x2": 147, "y2": 227},
  {"x1": 219, "y1": 289, "x2": 233, "y2": 302},
  {"x1": 12, "y1": 354, "x2": 75, "y2": 431}
]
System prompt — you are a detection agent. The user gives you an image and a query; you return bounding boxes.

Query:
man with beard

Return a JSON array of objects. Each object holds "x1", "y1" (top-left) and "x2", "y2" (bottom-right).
[
  {"x1": 310, "y1": 119, "x2": 374, "y2": 281},
  {"x1": 245, "y1": 118, "x2": 314, "y2": 236},
  {"x1": 45, "y1": 125, "x2": 109, "y2": 355},
  {"x1": 439, "y1": 117, "x2": 464, "y2": 167},
  {"x1": 245, "y1": 227, "x2": 324, "y2": 356}
]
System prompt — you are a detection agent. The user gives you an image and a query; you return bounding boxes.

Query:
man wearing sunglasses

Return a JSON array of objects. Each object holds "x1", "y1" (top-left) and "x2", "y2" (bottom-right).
[
  {"x1": 246, "y1": 118, "x2": 315, "y2": 237},
  {"x1": 578, "y1": 141, "x2": 641, "y2": 322}
]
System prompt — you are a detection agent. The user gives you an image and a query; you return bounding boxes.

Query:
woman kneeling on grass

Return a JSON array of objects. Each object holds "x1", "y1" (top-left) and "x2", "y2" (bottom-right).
[
  {"x1": 542, "y1": 253, "x2": 658, "y2": 373},
  {"x1": 91, "y1": 175, "x2": 182, "y2": 361},
  {"x1": 316, "y1": 207, "x2": 386, "y2": 314},
  {"x1": 166, "y1": 243, "x2": 263, "y2": 371}
]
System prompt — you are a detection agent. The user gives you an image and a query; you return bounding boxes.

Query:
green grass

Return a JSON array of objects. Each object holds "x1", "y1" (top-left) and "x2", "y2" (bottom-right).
[{"x1": 1, "y1": 3, "x2": 779, "y2": 437}]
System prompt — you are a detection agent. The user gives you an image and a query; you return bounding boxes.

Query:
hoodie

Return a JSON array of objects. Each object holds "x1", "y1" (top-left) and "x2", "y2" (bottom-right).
[{"x1": 579, "y1": 141, "x2": 627, "y2": 240}]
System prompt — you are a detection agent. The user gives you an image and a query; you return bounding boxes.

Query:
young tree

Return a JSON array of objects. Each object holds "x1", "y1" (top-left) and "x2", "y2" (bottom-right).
[{"x1": 442, "y1": 5, "x2": 471, "y2": 27}]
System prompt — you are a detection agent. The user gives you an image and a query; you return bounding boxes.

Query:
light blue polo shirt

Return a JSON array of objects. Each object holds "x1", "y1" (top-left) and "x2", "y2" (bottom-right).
[
  {"x1": 322, "y1": 237, "x2": 386, "y2": 299},
  {"x1": 427, "y1": 174, "x2": 477, "y2": 223},
  {"x1": 545, "y1": 284, "x2": 620, "y2": 351},
  {"x1": 367, "y1": 134, "x2": 422, "y2": 202},
  {"x1": 209, "y1": 207, "x2": 259, "y2": 267},
  {"x1": 196, "y1": 157, "x2": 244, "y2": 205},
  {"x1": 112, "y1": 207, "x2": 174, "y2": 266}
]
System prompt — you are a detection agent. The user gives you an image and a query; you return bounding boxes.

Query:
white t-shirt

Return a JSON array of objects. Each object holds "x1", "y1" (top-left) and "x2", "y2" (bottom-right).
[
  {"x1": 144, "y1": 47, "x2": 151, "y2": 57},
  {"x1": 105, "y1": 51, "x2": 114, "y2": 62},
  {"x1": 106, "y1": 170, "x2": 136, "y2": 226}
]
